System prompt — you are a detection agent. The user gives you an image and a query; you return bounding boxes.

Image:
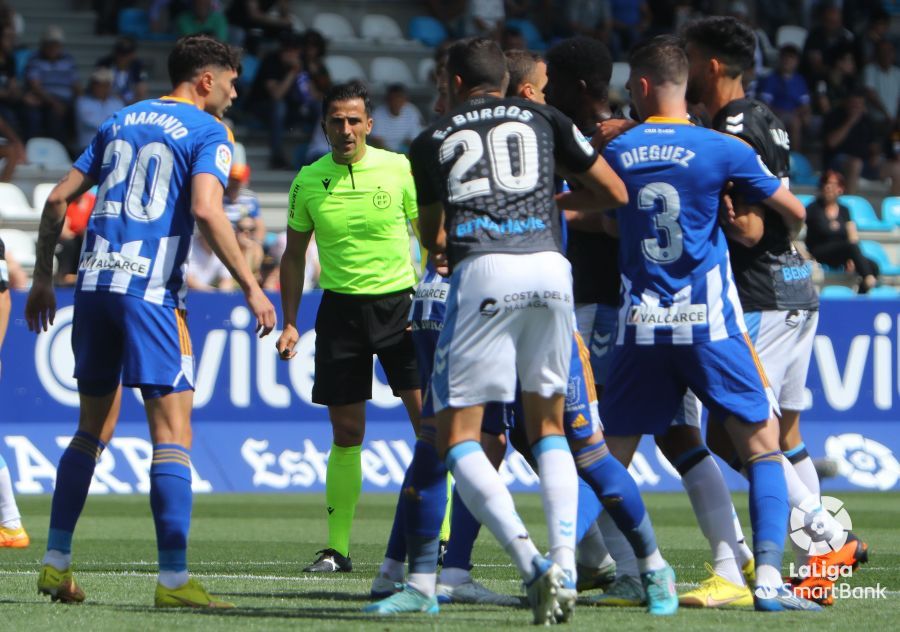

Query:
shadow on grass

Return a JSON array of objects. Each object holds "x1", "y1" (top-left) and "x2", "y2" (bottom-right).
[{"x1": 214, "y1": 590, "x2": 364, "y2": 602}]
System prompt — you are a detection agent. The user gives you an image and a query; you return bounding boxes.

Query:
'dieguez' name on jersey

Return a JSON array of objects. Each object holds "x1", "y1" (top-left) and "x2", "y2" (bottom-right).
[
  {"x1": 73, "y1": 96, "x2": 234, "y2": 309},
  {"x1": 409, "y1": 96, "x2": 598, "y2": 267},
  {"x1": 712, "y1": 98, "x2": 818, "y2": 311},
  {"x1": 603, "y1": 118, "x2": 781, "y2": 345}
]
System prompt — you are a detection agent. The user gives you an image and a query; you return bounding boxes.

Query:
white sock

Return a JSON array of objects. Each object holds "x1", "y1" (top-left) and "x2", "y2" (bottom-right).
[
  {"x1": 379, "y1": 557, "x2": 404, "y2": 582},
  {"x1": 755, "y1": 564, "x2": 783, "y2": 590},
  {"x1": 791, "y1": 455, "x2": 821, "y2": 499},
  {"x1": 781, "y1": 456, "x2": 841, "y2": 564},
  {"x1": 637, "y1": 548, "x2": 667, "y2": 574},
  {"x1": 43, "y1": 550, "x2": 72, "y2": 572},
  {"x1": 682, "y1": 456, "x2": 745, "y2": 586},
  {"x1": 577, "y1": 521, "x2": 613, "y2": 568},
  {"x1": 449, "y1": 445, "x2": 539, "y2": 581},
  {"x1": 535, "y1": 440, "x2": 578, "y2": 579},
  {"x1": 598, "y1": 511, "x2": 639, "y2": 579},
  {"x1": 438, "y1": 566, "x2": 471, "y2": 587},
  {"x1": 158, "y1": 569, "x2": 189, "y2": 589},
  {"x1": 732, "y1": 510, "x2": 754, "y2": 568},
  {"x1": 0, "y1": 466, "x2": 22, "y2": 529},
  {"x1": 408, "y1": 572, "x2": 437, "y2": 597}
]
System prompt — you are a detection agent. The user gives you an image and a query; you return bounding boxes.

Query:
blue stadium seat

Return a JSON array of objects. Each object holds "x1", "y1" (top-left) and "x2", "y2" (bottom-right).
[
  {"x1": 506, "y1": 18, "x2": 545, "y2": 50},
  {"x1": 859, "y1": 240, "x2": 900, "y2": 275},
  {"x1": 789, "y1": 152, "x2": 818, "y2": 186},
  {"x1": 118, "y1": 8, "x2": 150, "y2": 39},
  {"x1": 819, "y1": 285, "x2": 856, "y2": 298},
  {"x1": 881, "y1": 196, "x2": 900, "y2": 228},
  {"x1": 839, "y1": 195, "x2": 894, "y2": 232},
  {"x1": 868, "y1": 285, "x2": 900, "y2": 298},
  {"x1": 14, "y1": 48, "x2": 30, "y2": 80},
  {"x1": 408, "y1": 16, "x2": 448, "y2": 47},
  {"x1": 795, "y1": 193, "x2": 814, "y2": 207}
]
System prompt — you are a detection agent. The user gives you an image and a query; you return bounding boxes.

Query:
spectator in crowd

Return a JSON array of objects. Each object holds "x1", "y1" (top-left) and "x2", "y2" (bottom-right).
[
  {"x1": 609, "y1": 0, "x2": 650, "y2": 59},
  {"x1": 823, "y1": 89, "x2": 900, "y2": 194},
  {"x1": 22, "y1": 26, "x2": 79, "y2": 143},
  {"x1": 177, "y1": 0, "x2": 228, "y2": 41},
  {"x1": 728, "y1": 0, "x2": 777, "y2": 82},
  {"x1": 843, "y1": 0, "x2": 887, "y2": 38},
  {"x1": 499, "y1": 24, "x2": 526, "y2": 51},
  {"x1": 864, "y1": 40, "x2": 900, "y2": 125},
  {"x1": 426, "y1": 0, "x2": 466, "y2": 38},
  {"x1": 759, "y1": 44, "x2": 810, "y2": 151},
  {"x1": 0, "y1": 25, "x2": 21, "y2": 128},
  {"x1": 225, "y1": 0, "x2": 298, "y2": 44},
  {"x1": 187, "y1": 231, "x2": 234, "y2": 291},
  {"x1": 0, "y1": 1, "x2": 23, "y2": 37},
  {"x1": 812, "y1": 45, "x2": 858, "y2": 116},
  {"x1": 235, "y1": 216, "x2": 264, "y2": 283},
  {"x1": 802, "y1": 3, "x2": 855, "y2": 87},
  {"x1": 249, "y1": 30, "x2": 320, "y2": 169},
  {"x1": 556, "y1": 0, "x2": 610, "y2": 43},
  {"x1": 95, "y1": 37, "x2": 148, "y2": 105},
  {"x1": 262, "y1": 231, "x2": 320, "y2": 292},
  {"x1": 75, "y1": 67, "x2": 123, "y2": 152},
  {"x1": 465, "y1": 0, "x2": 505, "y2": 39},
  {"x1": 370, "y1": 84, "x2": 423, "y2": 154},
  {"x1": 54, "y1": 187, "x2": 96, "y2": 286},
  {"x1": 0, "y1": 112, "x2": 23, "y2": 181},
  {"x1": 301, "y1": 29, "x2": 331, "y2": 98},
  {"x1": 854, "y1": 8, "x2": 891, "y2": 68},
  {"x1": 805, "y1": 170, "x2": 880, "y2": 293},
  {"x1": 224, "y1": 163, "x2": 266, "y2": 241}
]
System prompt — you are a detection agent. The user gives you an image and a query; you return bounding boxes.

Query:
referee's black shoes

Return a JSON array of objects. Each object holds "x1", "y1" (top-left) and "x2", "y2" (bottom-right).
[{"x1": 303, "y1": 548, "x2": 353, "y2": 573}]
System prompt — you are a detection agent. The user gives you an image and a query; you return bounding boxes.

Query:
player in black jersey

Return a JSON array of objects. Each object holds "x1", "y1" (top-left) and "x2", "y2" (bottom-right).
[{"x1": 684, "y1": 16, "x2": 868, "y2": 604}]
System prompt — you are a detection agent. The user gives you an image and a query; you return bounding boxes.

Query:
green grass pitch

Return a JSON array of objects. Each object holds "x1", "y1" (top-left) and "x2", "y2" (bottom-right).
[{"x1": 1, "y1": 492, "x2": 897, "y2": 630}]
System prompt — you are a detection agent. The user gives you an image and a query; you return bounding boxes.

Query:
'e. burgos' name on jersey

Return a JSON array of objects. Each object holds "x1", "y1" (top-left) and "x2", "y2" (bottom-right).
[
  {"x1": 74, "y1": 97, "x2": 233, "y2": 309},
  {"x1": 603, "y1": 118, "x2": 781, "y2": 346},
  {"x1": 410, "y1": 96, "x2": 598, "y2": 267}
]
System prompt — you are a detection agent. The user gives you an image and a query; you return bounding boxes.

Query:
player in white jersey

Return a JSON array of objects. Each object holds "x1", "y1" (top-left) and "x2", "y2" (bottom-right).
[{"x1": 25, "y1": 35, "x2": 276, "y2": 608}]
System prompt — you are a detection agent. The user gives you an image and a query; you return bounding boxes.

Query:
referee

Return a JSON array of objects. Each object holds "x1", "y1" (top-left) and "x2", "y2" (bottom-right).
[{"x1": 277, "y1": 81, "x2": 422, "y2": 573}]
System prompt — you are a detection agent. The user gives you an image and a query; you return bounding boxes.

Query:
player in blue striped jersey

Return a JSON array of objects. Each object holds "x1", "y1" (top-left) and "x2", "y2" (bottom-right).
[
  {"x1": 25, "y1": 36, "x2": 276, "y2": 609},
  {"x1": 581, "y1": 36, "x2": 819, "y2": 612}
]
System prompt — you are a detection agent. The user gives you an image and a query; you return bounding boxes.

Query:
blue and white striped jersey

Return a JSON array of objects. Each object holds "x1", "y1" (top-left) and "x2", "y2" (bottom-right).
[
  {"x1": 603, "y1": 117, "x2": 781, "y2": 345},
  {"x1": 73, "y1": 96, "x2": 234, "y2": 309},
  {"x1": 409, "y1": 260, "x2": 449, "y2": 330}
]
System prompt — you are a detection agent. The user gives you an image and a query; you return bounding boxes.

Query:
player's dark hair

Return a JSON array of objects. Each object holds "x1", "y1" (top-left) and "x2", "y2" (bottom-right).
[
  {"x1": 544, "y1": 36, "x2": 612, "y2": 101},
  {"x1": 630, "y1": 35, "x2": 688, "y2": 85},
  {"x1": 168, "y1": 35, "x2": 240, "y2": 87},
  {"x1": 446, "y1": 37, "x2": 508, "y2": 92},
  {"x1": 504, "y1": 49, "x2": 542, "y2": 97},
  {"x1": 322, "y1": 80, "x2": 372, "y2": 116},
  {"x1": 682, "y1": 16, "x2": 756, "y2": 78}
]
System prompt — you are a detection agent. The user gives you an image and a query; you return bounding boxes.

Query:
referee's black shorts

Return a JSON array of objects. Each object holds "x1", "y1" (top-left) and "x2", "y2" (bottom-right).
[{"x1": 312, "y1": 288, "x2": 420, "y2": 406}]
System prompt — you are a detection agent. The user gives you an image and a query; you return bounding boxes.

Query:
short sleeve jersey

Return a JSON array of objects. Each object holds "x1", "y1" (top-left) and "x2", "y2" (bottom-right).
[
  {"x1": 73, "y1": 96, "x2": 234, "y2": 309},
  {"x1": 409, "y1": 95, "x2": 598, "y2": 267},
  {"x1": 712, "y1": 98, "x2": 818, "y2": 311},
  {"x1": 603, "y1": 117, "x2": 781, "y2": 345},
  {"x1": 287, "y1": 146, "x2": 418, "y2": 295}
]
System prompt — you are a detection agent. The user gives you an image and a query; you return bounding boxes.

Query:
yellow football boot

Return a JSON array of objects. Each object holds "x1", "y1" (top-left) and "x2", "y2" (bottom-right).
[
  {"x1": 154, "y1": 578, "x2": 235, "y2": 609},
  {"x1": 679, "y1": 563, "x2": 753, "y2": 608},
  {"x1": 742, "y1": 558, "x2": 756, "y2": 585},
  {"x1": 37, "y1": 565, "x2": 86, "y2": 603},
  {"x1": 0, "y1": 525, "x2": 30, "y2": 548}
]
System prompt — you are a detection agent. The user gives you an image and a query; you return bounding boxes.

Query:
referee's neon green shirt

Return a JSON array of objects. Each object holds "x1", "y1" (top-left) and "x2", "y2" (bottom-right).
[{"x1": 287, "y1": 146, "x2": 418, "y2": 295}]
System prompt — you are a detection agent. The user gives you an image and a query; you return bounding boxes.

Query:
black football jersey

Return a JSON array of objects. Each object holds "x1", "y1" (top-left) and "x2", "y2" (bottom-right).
[
  {"x1": 712, "y1": 98, "x2": 819, "y2": 311},
  {"x1": 410, "y1": 95, "x2": 598, "y2": 267}
]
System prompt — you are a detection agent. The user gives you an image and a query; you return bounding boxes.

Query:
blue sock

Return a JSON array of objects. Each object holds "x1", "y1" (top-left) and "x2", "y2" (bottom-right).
[
  {"x1": 576, "y1": 477, "x2": 603, "y2": 544},
  {"x1": 47, "y1": 431, "x2": 105, "y2": 554},
  {"x1": 746, "y1": 450, "x2": 788, "y2": 570},
  {"x1": 384, "y1": 469, "x2": 409, "y2": 564},
  {"x1": 442, "y1": 486, "x2": 481, "y2": 570},
  {"x1": 150, "y1": 444, "x2": 193, "y2": 574},
  {"x1": 574, "y1": 440, "x2": 658, "y2": 558},
  {"x1": 405, "y1": 431, "x2": 448, "y2": 577}
]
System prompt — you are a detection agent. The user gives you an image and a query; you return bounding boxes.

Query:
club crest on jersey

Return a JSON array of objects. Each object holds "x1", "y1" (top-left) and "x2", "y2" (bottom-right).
[{"x1": 215, "y1": 144, "x2": 232, "y2": 177}]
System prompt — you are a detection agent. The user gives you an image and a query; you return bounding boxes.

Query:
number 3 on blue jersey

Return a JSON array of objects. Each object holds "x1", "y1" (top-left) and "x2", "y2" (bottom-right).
[
  {"x1": 93, "y1": 139, "x2": 175, "y2": 222},
  {"x1": 639, "y1": 182, "x2": 684, "y2": 264}
]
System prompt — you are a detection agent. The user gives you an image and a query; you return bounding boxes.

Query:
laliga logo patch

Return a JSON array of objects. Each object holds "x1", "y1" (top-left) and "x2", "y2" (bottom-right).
[
  {"x1": 572, "y1": 124, "x2": 594, "y2": 156},
  {"x1": 825, "y1": 433, "x2": 900, "y2": 490},
  {"x1": 789, "y1": 495, "x2": 851, "y2": 555},
  {"x1": 215, "y1": 144, "x2": 232, "y2": 177}
]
